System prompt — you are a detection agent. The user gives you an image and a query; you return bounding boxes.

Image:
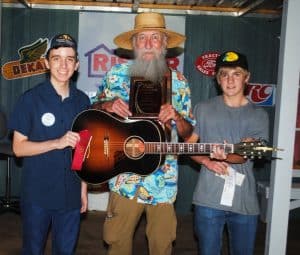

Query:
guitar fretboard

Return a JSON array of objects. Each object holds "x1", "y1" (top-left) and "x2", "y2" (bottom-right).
[{"x1": 144, "y1": 143, "x2": 234, "y2": 155}]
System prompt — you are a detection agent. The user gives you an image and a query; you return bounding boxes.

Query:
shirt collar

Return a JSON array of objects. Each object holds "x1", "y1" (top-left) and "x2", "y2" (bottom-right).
[{"x1": 43, "y1": 79, "x2": 77, "y2": 100}]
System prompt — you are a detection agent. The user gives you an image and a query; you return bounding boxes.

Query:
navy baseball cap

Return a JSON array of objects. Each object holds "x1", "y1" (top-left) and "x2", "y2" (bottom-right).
[
  {"x1": 215, "y1": 51, "x2": 248, "y2": 73},
  {"x1": 47, "y1": 33, "x2": 77, "y2": 54}
]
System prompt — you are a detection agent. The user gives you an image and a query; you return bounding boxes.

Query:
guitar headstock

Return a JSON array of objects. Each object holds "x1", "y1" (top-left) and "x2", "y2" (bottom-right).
[{"x1": 234, "y1": 140, "x2": 283, "y2": 159}]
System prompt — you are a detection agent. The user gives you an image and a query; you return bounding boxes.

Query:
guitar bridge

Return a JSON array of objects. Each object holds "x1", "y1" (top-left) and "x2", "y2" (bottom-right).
[{"x1": 104, "y1": 136, "x2": 109, "y2": 158}]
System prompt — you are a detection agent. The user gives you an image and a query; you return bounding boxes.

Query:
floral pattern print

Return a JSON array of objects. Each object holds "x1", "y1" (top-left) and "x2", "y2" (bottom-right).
[{"x1": 92, "y1": 63, "x2": 195, "y2": 204}]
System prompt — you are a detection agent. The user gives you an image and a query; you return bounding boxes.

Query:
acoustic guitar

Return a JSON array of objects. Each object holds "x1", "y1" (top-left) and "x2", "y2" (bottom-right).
[{"x1": 71, "y1": 109, "x2": 276, "y2": 184}]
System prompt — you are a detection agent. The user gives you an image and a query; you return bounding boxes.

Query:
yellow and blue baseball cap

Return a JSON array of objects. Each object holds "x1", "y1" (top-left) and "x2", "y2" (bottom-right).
[{"x1": 215, "y1": 51, "x2": 248, "y2": 73}]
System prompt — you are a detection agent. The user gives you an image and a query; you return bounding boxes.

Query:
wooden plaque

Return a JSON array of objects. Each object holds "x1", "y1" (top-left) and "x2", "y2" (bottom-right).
[{"x1": 129, "y1": 73, "x2": 171, "y2": 119}]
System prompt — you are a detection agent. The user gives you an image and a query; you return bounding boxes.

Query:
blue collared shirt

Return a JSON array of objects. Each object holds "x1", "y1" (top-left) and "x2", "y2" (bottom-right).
[{"x1": 8, "y1": 79, "x2": 90, "y2": 210}]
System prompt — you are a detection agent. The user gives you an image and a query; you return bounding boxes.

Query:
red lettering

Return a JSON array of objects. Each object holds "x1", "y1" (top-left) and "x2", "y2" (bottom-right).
[
  {"x1": 111, "y1": 56, "x2": 117, "y2": 67},
  {"x1": 35, "y1": 61, "x2": 45, "y2": 71},
  {"x1": 246, "y1": 84, "x2": 272, "y2": 103},
  {"x1": 118, "y1": 58, "x2": 127, "y2": 65},
  {"x1": 20, "y1": 64, "x2": 27, "y2": 73},
  {"x1": 260, "y1": 85, "x2": 272, "y2": 99},
  {"x1": 12, "y1": 65, "x2": 20, "y2": 75},
  {"x1": 93, "y1": 54, "x2": 109, "y2": 72},
  {"x1": 26, "y1": 63, "x2": 35, "y2": 72},
  {"x1": 249, "y1": 85, "x2": 260, "y2": 102}
]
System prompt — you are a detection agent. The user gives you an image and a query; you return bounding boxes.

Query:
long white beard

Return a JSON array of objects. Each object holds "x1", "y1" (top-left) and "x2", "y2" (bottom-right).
[{"x1": 129, "y1": 48, "x2": 168, "y2": 84}]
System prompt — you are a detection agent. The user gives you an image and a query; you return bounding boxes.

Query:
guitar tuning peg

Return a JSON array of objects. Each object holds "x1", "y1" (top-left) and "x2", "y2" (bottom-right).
[{"x1": 258, "y1": 138, "x2": 267, "y2": 146}]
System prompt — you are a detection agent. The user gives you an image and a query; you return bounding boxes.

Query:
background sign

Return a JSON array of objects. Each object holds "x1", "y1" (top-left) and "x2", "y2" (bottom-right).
[
  {"x1": 195, "y1": 51, "x2": 220, "y2": 77},
  {"x1": 246, "y1": 83, "x2": 276, "y2": 106}
]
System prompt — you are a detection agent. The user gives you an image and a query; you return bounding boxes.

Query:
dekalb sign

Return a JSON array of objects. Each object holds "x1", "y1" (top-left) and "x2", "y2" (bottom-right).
[{"x1": 1, "y1": 38, "x2": 48, "y2": 80}]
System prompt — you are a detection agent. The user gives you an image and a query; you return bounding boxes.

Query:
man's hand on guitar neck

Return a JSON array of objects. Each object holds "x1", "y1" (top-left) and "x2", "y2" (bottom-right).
[
  {"x1": 159, "y1": 103, "x2": 193, "y2": 139},
  {"x1": 158, "y1": 104, "x2": 180, "y2": 124}
]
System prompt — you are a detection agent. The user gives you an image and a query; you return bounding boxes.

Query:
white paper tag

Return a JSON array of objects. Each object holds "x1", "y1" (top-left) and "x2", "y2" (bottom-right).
[
  {"x1": 215, "y1": 167, "x2": 245, "y2": 187},
  {"x1": 235, "y1": 171, "x2": 245, "y2": 186},
  {"x1": 220, "y1": 167, "x2": 236, "y2": 207}
]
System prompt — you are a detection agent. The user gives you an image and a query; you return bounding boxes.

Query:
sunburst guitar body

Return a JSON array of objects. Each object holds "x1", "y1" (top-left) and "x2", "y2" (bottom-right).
[{"x1": 72, "y1": 109, "x2": 166, "y2": 184}]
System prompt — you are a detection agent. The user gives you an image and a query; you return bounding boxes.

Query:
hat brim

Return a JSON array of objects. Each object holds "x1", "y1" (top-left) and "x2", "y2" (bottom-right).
[
  {"x1": 114, "y1": 28, "x2": 186, "y2": 50},
  {"x1": 215, "y1": 61, "x2": 249, "y2": 73}
]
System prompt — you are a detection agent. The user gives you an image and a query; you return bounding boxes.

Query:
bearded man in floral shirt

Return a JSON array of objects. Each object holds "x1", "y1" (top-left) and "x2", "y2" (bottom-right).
[{"x1": 92, "y1": 12, "x2": 195, "y2": 255}]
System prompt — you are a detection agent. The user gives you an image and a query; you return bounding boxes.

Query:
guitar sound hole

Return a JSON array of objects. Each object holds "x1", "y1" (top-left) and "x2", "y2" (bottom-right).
[{"x1": 125, "y1": 137, "x2": 145, "y2": 159}]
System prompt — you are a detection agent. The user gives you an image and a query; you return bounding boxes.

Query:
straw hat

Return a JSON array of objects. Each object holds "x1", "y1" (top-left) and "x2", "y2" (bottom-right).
[{"x1": 114, "y1": 12, "x2": 186, "y2": 50}]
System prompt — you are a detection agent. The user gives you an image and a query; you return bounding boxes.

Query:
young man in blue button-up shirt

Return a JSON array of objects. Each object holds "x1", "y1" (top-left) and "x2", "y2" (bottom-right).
[{"x1": 9, "y1": 34, "x2": 90, "y2": 255}]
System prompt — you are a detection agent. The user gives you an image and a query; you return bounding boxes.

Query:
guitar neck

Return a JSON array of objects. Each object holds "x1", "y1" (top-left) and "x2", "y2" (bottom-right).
[{"x1": 145, "y1": 142, "x2": 234, "y2": 155}]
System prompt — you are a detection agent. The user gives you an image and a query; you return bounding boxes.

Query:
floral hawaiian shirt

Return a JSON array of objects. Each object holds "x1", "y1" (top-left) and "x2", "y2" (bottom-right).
[{"x1": 92, "y1": 62, "x2": 195, "y2": 204}]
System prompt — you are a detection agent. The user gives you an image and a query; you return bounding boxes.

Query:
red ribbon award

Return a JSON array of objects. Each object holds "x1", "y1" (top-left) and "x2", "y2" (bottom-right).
[{"x1": 71, "y1": 129, "x2": 92, "y2": 171}]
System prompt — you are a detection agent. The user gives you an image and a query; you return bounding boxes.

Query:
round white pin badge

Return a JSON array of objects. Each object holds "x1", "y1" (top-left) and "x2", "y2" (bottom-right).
[{"x1": 41, "y1": 112, "x2": 55, "y2": 127}]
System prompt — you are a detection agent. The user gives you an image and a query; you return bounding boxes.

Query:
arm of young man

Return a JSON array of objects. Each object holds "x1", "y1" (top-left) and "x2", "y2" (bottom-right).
[
  {"x1": 80, "y1": 181, "x2": 88, "y2": 213},
  {"x1": 12, "y1": 130, "x2": 80, "y2": 157},
  {"x1": 186, "y1": 133, "x2": 246, "y2": 175}
]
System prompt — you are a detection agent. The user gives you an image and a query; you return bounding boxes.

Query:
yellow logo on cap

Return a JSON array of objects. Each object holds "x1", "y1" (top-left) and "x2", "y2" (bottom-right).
[
  {"x1": 60, "y1": 34, "x2": 72, "y2": 41},
  {"x1": 223, "y1": 51, "x2": 239, "y2": 62}
]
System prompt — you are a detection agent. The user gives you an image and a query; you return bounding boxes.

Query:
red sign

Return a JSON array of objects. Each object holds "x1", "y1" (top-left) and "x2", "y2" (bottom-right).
[
  {"x1": 246, "y1": 83, "x2": 275, "y2": 106},
  {"x1": 195, "y1": 51, "x2": 220, "y2": 77}
]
